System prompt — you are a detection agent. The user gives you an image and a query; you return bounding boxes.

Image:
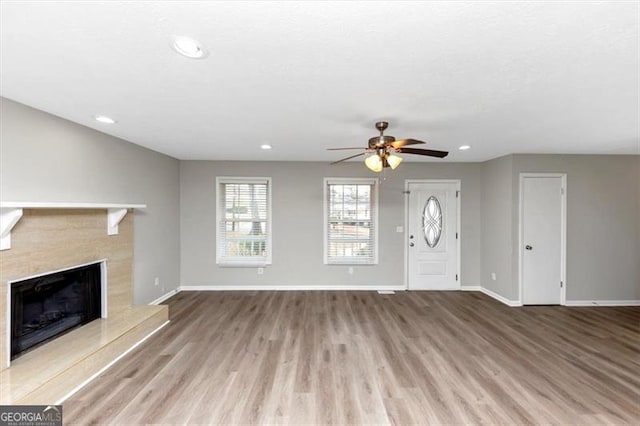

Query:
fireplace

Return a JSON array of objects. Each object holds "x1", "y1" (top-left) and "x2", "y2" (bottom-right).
[{"x1": 9, "y1": 261, "x2": 105, "y2": 361}]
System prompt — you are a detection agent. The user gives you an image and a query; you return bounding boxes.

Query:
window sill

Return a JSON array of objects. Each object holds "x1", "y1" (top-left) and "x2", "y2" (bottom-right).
[
  {"x1": 217, "y1": 261, "x2": 271, "y2": 268},
  {"x1": 325, "y1": 261, "x2": 378, "y2": 266}
]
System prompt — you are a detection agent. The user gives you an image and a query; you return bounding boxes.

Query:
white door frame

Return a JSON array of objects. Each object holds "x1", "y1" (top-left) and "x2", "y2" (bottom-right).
[
  {"x1": 404, "y1": 179, "x2": 461, "y2": 290},
  {"x1": 518, "y1": 173, "x2": 567, "y2": 305}
]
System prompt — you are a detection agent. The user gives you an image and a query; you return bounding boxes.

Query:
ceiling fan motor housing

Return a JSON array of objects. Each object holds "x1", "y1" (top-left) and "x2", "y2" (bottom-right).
[{"x1": 369, "y1": 135, "x2": 395, "y2": 148}]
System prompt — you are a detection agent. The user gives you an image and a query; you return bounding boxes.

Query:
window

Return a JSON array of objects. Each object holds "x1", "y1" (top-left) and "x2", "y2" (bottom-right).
[
  {"x1": 324, "y1": 178, "x2": 378, "y2": 264},
  {"x1": 216, "y1": 177, "x2": 271, "y2": 266}
]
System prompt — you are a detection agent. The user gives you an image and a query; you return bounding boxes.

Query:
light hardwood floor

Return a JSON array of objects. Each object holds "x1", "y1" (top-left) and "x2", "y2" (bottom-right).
[{"x1": 64, "y1": 291, "x2": 640, "y2": 424}]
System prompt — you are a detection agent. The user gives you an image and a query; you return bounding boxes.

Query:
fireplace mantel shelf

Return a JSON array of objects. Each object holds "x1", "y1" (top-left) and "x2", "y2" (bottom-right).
[{"x1": 0, "y1": 202, "x2": 146, "y2": 250}]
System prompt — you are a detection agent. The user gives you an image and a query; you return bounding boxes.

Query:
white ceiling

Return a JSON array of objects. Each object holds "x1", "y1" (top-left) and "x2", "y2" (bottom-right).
[{"x1": 1, "y1": 1, "x2": 638, "y2": 162}]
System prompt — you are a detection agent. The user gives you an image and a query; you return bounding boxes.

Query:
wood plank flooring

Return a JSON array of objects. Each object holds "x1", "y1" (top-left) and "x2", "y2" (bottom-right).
[{"x1": 63, "y1": 291, "x2": 640, "y2": 424}]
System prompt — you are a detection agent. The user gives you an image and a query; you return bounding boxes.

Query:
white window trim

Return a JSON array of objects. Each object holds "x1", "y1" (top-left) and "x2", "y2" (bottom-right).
[
  {"x1": 323, "y1": 177, "x2": 379, "y2": 265},
  {"x1": 216, "y1": 176, "x2": 272, "y2": 267}
]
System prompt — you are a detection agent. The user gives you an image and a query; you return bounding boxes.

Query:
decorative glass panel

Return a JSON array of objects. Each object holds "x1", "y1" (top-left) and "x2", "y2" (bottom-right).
[{"x1": 423, "y1": 196, "x2": 443, "y2": 248}]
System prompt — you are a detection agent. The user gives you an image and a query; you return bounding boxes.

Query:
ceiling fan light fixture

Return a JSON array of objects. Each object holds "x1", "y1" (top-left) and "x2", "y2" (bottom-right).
[
  {"x1": 387, "y1": 154, "x2": 403, "y2": 170},
  {"x1": 365, "y1": 154, "x2": 383, "y2": 172}
]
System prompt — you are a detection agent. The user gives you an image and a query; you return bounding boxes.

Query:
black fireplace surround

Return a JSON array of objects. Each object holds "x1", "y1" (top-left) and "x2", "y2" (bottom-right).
[{"x1": 10, "y1": 262, "x2": 102, "y2": 360}]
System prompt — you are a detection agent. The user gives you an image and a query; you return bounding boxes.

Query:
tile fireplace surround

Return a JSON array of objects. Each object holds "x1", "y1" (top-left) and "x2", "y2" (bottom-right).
[{"x1": 0, "y1": 207, "x2": 168, "y2": 404}]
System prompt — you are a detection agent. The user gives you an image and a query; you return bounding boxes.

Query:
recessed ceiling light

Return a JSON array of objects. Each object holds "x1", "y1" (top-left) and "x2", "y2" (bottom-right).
[
  {"x1": 94, "y1": 115, "x2": 116, "y2": 124},
  {"x1": 458, "y1": 145, "x2": 471, "y2": 150},
  {"x1": 171, "y1": 35, "x2": 207, "y2": 59},
  {"x1": 260, "y1": 144, "x2": 273, "y2": 150}
]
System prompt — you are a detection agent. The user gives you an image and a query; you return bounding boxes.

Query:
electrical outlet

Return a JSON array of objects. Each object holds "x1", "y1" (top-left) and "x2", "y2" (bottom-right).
[
  {"x1": 348, "y1": 267, "x2": 354, "y2": 275},
  {"x1": 396, "y1": 226, "x2": 404, "y2": 233},
  {"x1": 154, "y1": 277, "x2": 160, "y2": 286},
  {"x1": 257, "y1": 267, "x2": 264, "y2": 275},
  {"x1": 491, "y1": 272, "x2": 497, "y2": 281}
]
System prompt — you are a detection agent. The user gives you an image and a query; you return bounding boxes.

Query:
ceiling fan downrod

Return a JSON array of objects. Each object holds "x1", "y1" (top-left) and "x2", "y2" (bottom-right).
[{"x1": 369, "y1": 121, "x2": 395, "y2": 148}]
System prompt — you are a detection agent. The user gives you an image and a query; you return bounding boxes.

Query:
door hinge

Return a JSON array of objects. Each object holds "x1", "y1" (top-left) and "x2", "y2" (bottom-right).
[
  {"x1": 456, "y1": 232, "x2": 458, "y2": 239},
  {"x1": 402, "y1": 190, "x2": 410, "y2": 194},
  {"x1": 561, "y1": 188, "x2": 565, "y2": 195},
  {"x1": 456, "y1": 190, "x2": 459, "y2": 198},
  {"x1": 456, "y1": 274, "x2": 458, "y2": 281},
  {"x1": 560, "y1": 281, "x2": 563, "y2": 288}
]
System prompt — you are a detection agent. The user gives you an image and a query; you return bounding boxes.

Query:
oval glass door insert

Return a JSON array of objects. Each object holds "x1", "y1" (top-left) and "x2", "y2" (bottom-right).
[{"x1": 423, "y1": 196, "x2": 443, "y2": 248}]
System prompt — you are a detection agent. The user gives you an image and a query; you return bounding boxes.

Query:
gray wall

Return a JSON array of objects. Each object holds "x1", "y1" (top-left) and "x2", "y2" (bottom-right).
[
  {"x1": 0, "y1": 98, "x2": 181, "y2": 304},
  {"x1": 180, "y1": 161, "x2": 483, "y2": 288},
  {"x1": 480, "y1": 153, "x2": 640, "y2": 302},
  {"x1": 511, "y1": 154, "x2": 640, "y2": 301},
  {"x1": 480, "y1": 155, "x2": 517, "y2": 299},
  {"x1": 3, "y1": 97, "x2": 637, "y2": 302}
]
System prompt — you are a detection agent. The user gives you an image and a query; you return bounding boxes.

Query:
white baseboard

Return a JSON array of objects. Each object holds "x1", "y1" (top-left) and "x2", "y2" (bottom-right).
[
  {"x1": 480, "y1": 287, "x2": 522, "y2": 307},
  {"x1": 55, "y1": 320, "x2": 170, "y2": 405},
  {"x1": 564, "y1": 300, "x2": 640, "y2": 307},
  {"x1": 179, "y1": 285, "x2": 407, "y2": 292},
  {"x1": 460, "y1": 285, "x2": 481, "y2": 291},
  {"x1": 149, "y1": 288, "x2": 179, "y2": 305},
  {"x1": 162, "y1": 285, "x2": 640, "y2": 308}
]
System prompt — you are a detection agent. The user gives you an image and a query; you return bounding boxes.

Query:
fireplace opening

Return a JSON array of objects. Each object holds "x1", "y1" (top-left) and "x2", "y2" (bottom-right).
[{"x1": 10, "y1": 262, "x2": 103, "y2": 360}]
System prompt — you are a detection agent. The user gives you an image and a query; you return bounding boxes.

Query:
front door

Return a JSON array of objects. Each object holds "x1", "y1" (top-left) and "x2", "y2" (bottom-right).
[
  {"x1": 521, "y1": 175, "x2": 564, "y2": 305},
  {"x1": 407, "y1": 181, "x2": 459, "y2": 290}
]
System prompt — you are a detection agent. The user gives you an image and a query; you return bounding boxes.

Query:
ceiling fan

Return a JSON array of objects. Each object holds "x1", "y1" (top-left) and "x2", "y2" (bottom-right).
[{"x1": 328, "y1": 121, "x2": 449, "y2": 172}]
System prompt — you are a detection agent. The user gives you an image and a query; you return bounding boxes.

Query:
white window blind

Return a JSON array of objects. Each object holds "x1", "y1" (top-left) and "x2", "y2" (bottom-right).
[
  {"x1": 324, "y1": 178, "x2": 378, "y2": 265},
  {"x1": 216, "y1": 177, "x2": 272, "y2": 266}
]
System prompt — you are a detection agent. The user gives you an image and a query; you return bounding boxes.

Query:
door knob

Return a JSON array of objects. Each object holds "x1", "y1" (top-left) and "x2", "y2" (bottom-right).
[
  {"x1": 409, "y1": 242, "x2": 415, "y2": 247},
  {"x1": 525, "y1": 245, "x2": 533, "y2": 250}
]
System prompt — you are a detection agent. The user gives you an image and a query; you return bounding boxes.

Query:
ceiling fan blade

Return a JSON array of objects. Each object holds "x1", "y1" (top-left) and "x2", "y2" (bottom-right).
[
  {"x1": 331, "y1": 152, "x2": 365, "y2": 164},
  {"x1": 327, "y1": 147, "x2": 366, "y2": 150},
  {"x1": 396, "y1": 147, "x2": 449, "y2": 158},
  {"x1": 390, "y1": 138, "x2": 426, "y2": 148}
]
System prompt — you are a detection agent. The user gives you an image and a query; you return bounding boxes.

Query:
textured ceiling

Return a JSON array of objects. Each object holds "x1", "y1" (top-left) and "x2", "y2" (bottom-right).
[{"x1": 1, "y1": 1, "x2": 638, "y2": 162}]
